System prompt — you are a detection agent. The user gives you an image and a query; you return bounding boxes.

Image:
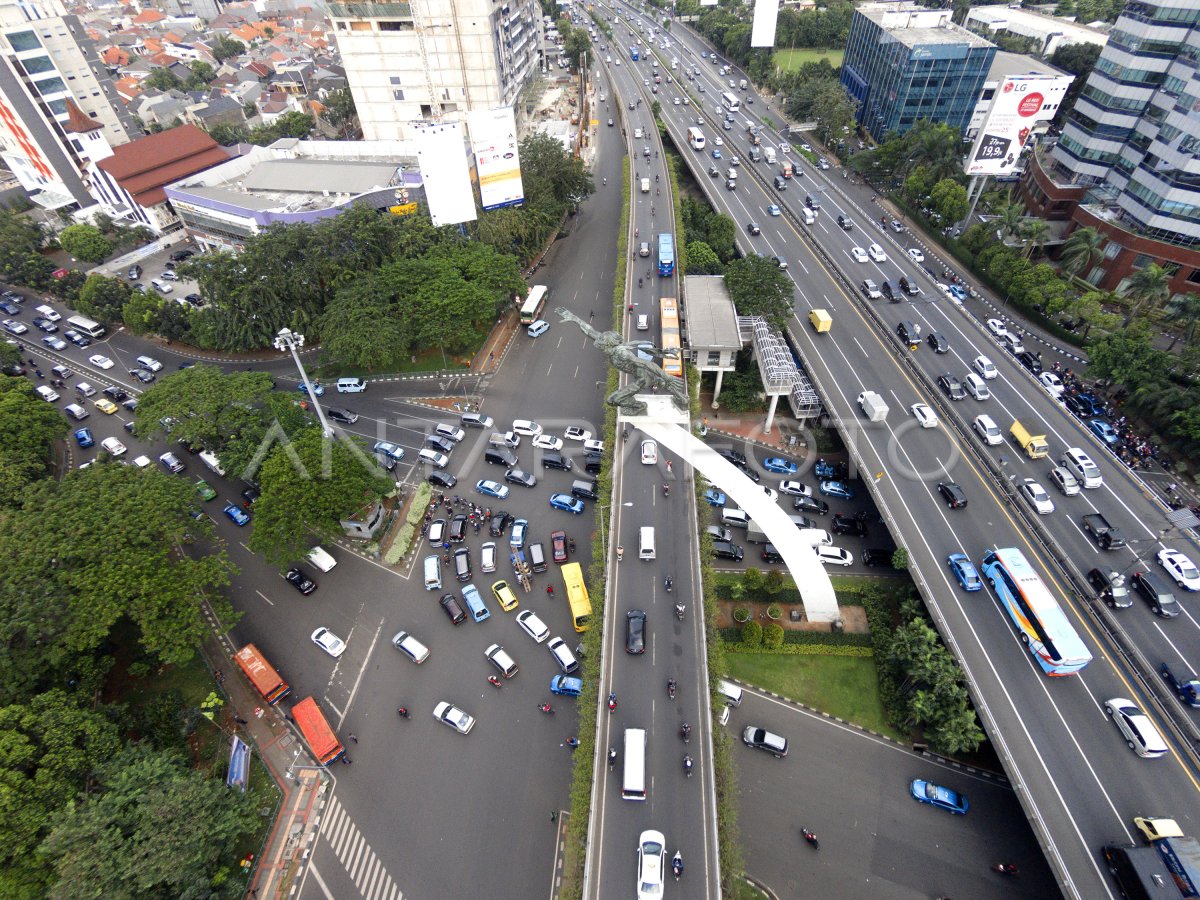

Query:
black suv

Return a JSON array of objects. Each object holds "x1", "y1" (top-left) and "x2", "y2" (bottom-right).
[
  {"x1": 449, "y1": 514, "x2": 468, "y2": 543},
  {"x1": 862, "y1": 548, "x2": 897, "y2": 567},
  {"x1": 439, "y1": 593, "x2": 467, "y2": 625},
  {"x1": 542, "y1": 451, "x2": 572, "y2": 471},
  {"x1": 831, "y1": 514, "x2": 867, "y2": 537},
  {"x1": 717, "y1": 449, "x2": 748, "y2": 468},
  {"x1": 1132, "y1": 571, "x2": 1180, "y2": 618},
  {"x1": 937, "y1": 481, "x2": 968, "y2": 509},
  {"x1": 926, "y1": 332, "x2": 948, "y2": 354},
  {"x1": 1017, "y1": 351, "x2": 1043, "y2": 374},
  {"x1": 837, "y1": 215, "x2": 853, "y2": 230},
  {"x1": 428, "y1": 470, "x2": 458, "y2": 489},
  {"x1": 489, "y1": 511, "x2": 514, "y2": 537},
  {"x1": 899, "y1": 276, "x2": 921, "y2": 296},
  {"x1": 793, "y1": 495, "x2": 829, "y2": 515},
  {"x1": 1064, "y1": 394, "x2": 1094, "y2": 418},
  {"x1": 938, "y1": 373, "x2": 966, "y2": 401},
  {"x1": 761, "y1": 544, "x2": 784, "y2": 563},
  {"x1": 897, "y1": 321, "x2": 920, "y2": 345},
  {"x1": 1088, "y1": 567, "x2": 1132, "y2": 609},
  {"x1": 712, "y1": 540, "x2": 745, "y2": 561},
  {"x1": 426, "y1": 435, "x2": 455, "y2": 455}
]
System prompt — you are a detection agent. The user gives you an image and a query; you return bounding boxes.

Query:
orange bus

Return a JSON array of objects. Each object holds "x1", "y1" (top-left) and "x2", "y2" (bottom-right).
[
  {"x1": 234, "y1": 644, "x2": 291, "y2": 705},
  {"x1": 292, "y1": 697, "x2": 345, "y2": 765}
]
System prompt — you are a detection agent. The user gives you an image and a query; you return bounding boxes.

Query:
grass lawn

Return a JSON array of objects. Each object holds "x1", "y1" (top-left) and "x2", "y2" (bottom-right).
[
  {"x1": 774, "y1": 48, "x2": 844, "y2": 71},
  {"x1": 725, "y1": 653, "x2": 903, "y2": 741}
]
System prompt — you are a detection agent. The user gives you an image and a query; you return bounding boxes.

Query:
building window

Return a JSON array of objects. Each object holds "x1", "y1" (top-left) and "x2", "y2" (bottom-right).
[
  {"x1": 1186, "y1": 268, "x2": 1200, "y2": 286},
  {"x1": 7, "y1": 30, "x2": 40, "y2": 52},
  {"x1": 390, "y1": 76, "x2": 402, "y2": 85},
  {"x1": 392, "y1": 89, "x2": 404, "y2": 100}
]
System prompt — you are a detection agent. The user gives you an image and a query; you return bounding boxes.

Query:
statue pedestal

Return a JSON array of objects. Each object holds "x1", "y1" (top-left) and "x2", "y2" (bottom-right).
[{"x1": 619, "y1": 394, "x2": 691, "y2": 427}]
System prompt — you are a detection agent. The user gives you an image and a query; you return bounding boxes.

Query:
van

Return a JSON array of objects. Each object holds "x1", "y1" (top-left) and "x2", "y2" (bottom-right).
[
  {"x1": 802, "y1": 208, "x2": 815, "y2": 225},
  {"x1": 722, "y1": 508, "x2": 750, "y2": 529},
  {"x1": 641, "y1": 178, "x2": 650, "y2": 193},
  {"x1": 748, "y1": 147, "x2": 761, "y2": 162},
  {"x1": 1063, "y1": 447, "x2": 1102, "y2": 488},
  {"x1": 288, "y1": 549, "x2": 331, "y2": 579},
  {"x1": 336, "y1": 377, "x2": 366, "y2": 393},
  {"x1": 528, "y1": 541, "x2": 548, "y2": 573},
  {"x1": 461, "y1": 412, "x2": 494, "y2": 428},
  {"x1": 198, "y1": 450, "x2": 225, "y2": 476},
  {"x1": 639, "y1": 526, "x2": 656, "y2": 560},
  {"x1": 964, "y1": 373, "x2": 990, "y2": 400},
  {"x1": 453, "y1": 547, "x2": 472, "y2": 582},
  {"x1": 486, "y1": 447, "x2": 518, "y2": 467},
  {"x1": 423, "y1": 554, "x2": 442, "y2": 591},
  {"x1": 461, "y1": 584, "x2": 491, "y2": 622},
  {"x1": 1001, "y1": 331, "x2": 1025, "y2": 354},
  {"x1": 717, "y1": 679, "x2": 743, "y2": 707},
  {"x1": 64, "y1": 403, "x2": 89, "y2": 421},
  {"x1": 547, "y1": 636, "x2": 579, "y2": 674},
  {"x1": 571, "y1": 479, "x2": 600, "y2": 501},
  {"x1": 438, "y1": 592, "x2": 467, "y2": 624},
  {"x1": 418, "y1": 449, "x2": 449, "y2": 468},
  {"x1": 765, "y1": 147, "x2": 777, "y2": 165},
  {"x1": 435, "y1": 424, "x2": 465, "y2": 443},
  {"x1": 622, "y1": 727, "x2": 648, "y2": 800}
]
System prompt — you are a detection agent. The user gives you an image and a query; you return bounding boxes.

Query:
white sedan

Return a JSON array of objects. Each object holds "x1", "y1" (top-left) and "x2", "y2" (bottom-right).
[
  {"x1": 1039, "y1": 371, "x2": 1065, "y2": 398},
  {"x1": 907, "y1": 248, "x2": 925, "y2": 263},
  {"x1": 516, "y1": 608, "x2": 550, "y2": 643},
  {"x1": 563, "y1": 426, "x2": 593, "y2": 442},
  {"x1": 88, "y1": 354, "x2": 114, "y2": 369},
  {"x1": 1157, "y1": 548, "x2": 1200, "y2": 591},
  {"x1": 532, "y1": 434, "x2": 563, "y2": 451},
  {"x1": 100, "y1": 436, "x2": 127, "y2": 457},
  {"x1": 780, "y1": 141, "x2": 791, "y2": 153},
  {"x1": 714, "y1": 136, "x2": 724, "y2": 146},
  {"x1": 311, "y1": 626, "x2": 346, "y2": 658},
  {"x1": 778, "y1": 480, "x2": 811, "y2": 497},
  {"x1": 641, "y1": 440, "x2": 658, "y2": 464},
  {"x1": 512, "y1": 419, "x2": 543, "y2": 436},
  {"x1": 636, "y1": 830, "x2": 666, "y2": 900},
  {"x1": 1018, "y1": 479, "x2": 1055, "y2": 515},
  {"x1": 816, "y1": 546, "x2": 854, "y2": 567},
  {"x1": 433, "y1": 700, "x2": 475, "y2": 734},
  {"x1": 850, "y1": 246, "x2": 868, "y2": 263},
  {"x1": 910, "y1": 403, "x2": 938, "y2": 428},
  {"x1": 986, "y1": 318, "x2": 1009, "y2": 339},
  {"x1": 867, "y1": 243, "x2": 887, "y2": 263},
  {"x1": 761, "y1": 487, "x2": 779, "y2": 503}
]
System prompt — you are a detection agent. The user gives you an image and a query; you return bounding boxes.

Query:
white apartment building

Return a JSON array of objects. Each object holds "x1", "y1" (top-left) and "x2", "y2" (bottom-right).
[{"x1": 329, "y1": 0, "x2": 542, "y2": 142}]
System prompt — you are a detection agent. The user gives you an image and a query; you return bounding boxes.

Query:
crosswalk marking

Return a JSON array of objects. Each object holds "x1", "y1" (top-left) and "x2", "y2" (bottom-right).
[{"x1": 319, "y1": 796, "x2": 403, "y2": 900}]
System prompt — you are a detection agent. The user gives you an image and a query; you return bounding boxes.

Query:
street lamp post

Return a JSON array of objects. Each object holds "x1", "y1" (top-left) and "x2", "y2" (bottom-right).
[{"x1": 274, "y1": 328, "x2": 334, "y2": 439}]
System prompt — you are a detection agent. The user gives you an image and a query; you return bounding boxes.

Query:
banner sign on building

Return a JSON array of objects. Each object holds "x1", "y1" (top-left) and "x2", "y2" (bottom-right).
[
  {"x1": 413, "y1": 122, "x2": 478, "y2": 227},
  {"x1": 467, "y1": 107, "x2": 525, "y2": 211},
  {"x1": 966, "y1": 75, "x2": 1071, "y2": 176},
  {"x1": 750, "y1": 0, "x2": 781, "y2": 47}
]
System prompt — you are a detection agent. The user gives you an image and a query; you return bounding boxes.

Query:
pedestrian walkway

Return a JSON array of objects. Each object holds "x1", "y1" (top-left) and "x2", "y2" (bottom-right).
[{"x1": 318, "y1": 795, "x2": 404, "y2": 900}]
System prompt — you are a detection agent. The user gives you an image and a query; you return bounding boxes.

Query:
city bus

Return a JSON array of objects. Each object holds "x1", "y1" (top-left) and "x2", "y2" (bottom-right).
[
  {"x1": 561, "y1": 562, "x2": 592, "y2": 632},
  {"x1": 65, "y1": 315, "x2": 105, "y2": 338},
  {"x1": 659, "y1": 297, "x2": 683, "y2": 377},
  {"x1": 687, "y1": 126, "x2": 706, "y2": 150},
  {"x1": 657, "y1": 233, "x2": 674, "y2": 277},
  {"x1": 291, "y1": 696, "x2": 346, "y2": 765},
  {"x1": 980, "y1": 547, "x2": 1093, "y2": 676},
  {"x1": 519, "y1": 284, "x2": 548, "y2": 325},
  {"x1": 721, "y1": 91, "x2": 741, "y2": 113},
  {"x1": 233, "y1": 644, "x2": 290, "y2": 705}
]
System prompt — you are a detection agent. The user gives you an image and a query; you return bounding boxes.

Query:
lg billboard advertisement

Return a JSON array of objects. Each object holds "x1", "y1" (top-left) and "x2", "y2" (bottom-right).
[
  {"x1": 966, "y1": 74, "x2": 1072, "y2": 177},
  {"x1": 413, "y1": 122, "x2": 478, "y2": 227},
  {"x1": 468, "y1": 107, "x2": 525, "y2": 211}
]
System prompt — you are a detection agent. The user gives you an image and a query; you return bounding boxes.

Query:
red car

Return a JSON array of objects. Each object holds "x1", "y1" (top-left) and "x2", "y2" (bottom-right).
[{"x1": 551, "y1": 530, "x2": 568, "y2": 563}]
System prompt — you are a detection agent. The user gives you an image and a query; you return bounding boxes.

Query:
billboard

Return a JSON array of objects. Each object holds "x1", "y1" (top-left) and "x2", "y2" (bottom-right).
[
  {"x1": 413, "y1": 122, "x2": 478, "y2": 227},
  {"x1": 966, "y1": 74, "x2": 1072, "y2": 176},
  {"x1": 750, "y1": 0, "x2": 780, "y2": 48},
  {"x1": 468, "y1": 107, "x2": 525, "y2": 211}
]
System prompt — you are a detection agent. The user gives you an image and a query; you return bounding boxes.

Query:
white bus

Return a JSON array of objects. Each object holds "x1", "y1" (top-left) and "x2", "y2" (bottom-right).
[
  {"x1": 622, "y1": 727, "x2": 647, "y2": 800},
  {"x1": 721, "y1": 91, "x2": 740, "y2": 113},
  {"x1": 687, "y1": 126, "x2": 706, "y2": 150},
  {"x1": 65, "y1": 315, "x2": 105, "y2": 338},
  {"x1": 519, "y1": 285, "x2": 548, "y2": 325}
]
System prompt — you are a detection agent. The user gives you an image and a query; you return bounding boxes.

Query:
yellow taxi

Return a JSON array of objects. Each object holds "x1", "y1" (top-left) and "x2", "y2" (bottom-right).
[
  {"x1": 491, "y1": 579, "x2": 519, "y2": 612},
  {"x1": 94, "y1": 398, "x2": 119, "y2": 414}
]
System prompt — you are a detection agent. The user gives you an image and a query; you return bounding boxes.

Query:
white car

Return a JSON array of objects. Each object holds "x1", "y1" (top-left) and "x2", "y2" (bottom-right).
[
  {"x1": 778, "y1": 480, "x2": 811, "y2": 497},
  {"x1": 512, "y1": 419, "x2": 543, "y2": 436},
  {"x1": 761, "y1": 487, "x2": 779, "y2": 503},
  {"x1": 867, "y1": 243, "x2": 887, "y2": 263},
  {"x1": 1039, "y1": 371, "x2": 1065, "y2": 398},
  {"x1": 906, "y1": 248, "x2": 924, "y2": 263},
  {"x1": 532, "y1": 434, "x2": 563, "y2": 451},
  {"x1": 311, "y1": 626, "x2": 346, "y2": 658},
  {"x1": 100, "y1": 436, "x2": 127, "y2": 457},
  {"x1": 1018, "y1": 479, "x2": 1055, "y2": 515},
  {"x1": 910, "y1": 403, "x2": 938, "y2": 428},
  {"x1": 972, "y1": 414, "x2": 1002, "y2": 446},
  {"x1": 516, "y1": 608, "x2": 550, "y2": 643},
  {"x1": 973, "y1": 355, "x2": 997, "y2": 380},
  {"x1": 1157, "y1": 548, "x2": 1200, "y2": 591},
  {"x1": 636, "y1": 830, "x2": 666, "y2": 900},
  {"x1": 432, "y1": 701, "x2": 475, "y2": 734},
  {"x1": 986, "y1": 318, "x2": 1008, "y2": 340},
  {"x1": 714, "y1": 136, "x2": 724, "y2": 146},
  {"x1": 1104, "y1": 697, "x2": 1168, "y2": 758},
  {"x1": 641, "y1": 440, "x2": 659, "y2": 465},
  {"x1": 391, "y1": 630, "x2": 430, "y2": 664},
  {"x1": 780, "y1": 141, "x2": 791, "y2": 153},
  {"x1": 583, "y1": 439, "x2": 605, "y2": 453},
  {"x1": 136, "y1": 355, "x2": 163, "y2": 372},
  {"x1": 815, "y1": 546, "x2": 854, "y2": 567},
  {"x1": 564, "y1": 426, "x2": 593, "y2": 442},
  {"x1": 88, "y1": 354, "x2": 114, "y2": 369},
  {"x1": 850, "y1": 246, "x2": 868, "y2": 263},
  {"x1": 35, "y1": 385, "x2": 59, "y2": 402},
  {"x1": 481, "y1": 541, "x2": 497, "y2": 573}
]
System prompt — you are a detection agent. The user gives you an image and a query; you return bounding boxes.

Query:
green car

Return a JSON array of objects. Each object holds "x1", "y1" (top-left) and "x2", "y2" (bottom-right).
[{"x1": 195, "y1": 479, "x2": 217, "y2": 501}]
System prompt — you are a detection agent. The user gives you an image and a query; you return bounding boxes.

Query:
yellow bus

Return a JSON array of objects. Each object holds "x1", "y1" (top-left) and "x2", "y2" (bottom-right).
[{"x1": 561, "y1": 562, "x2": 592, "y2": 632}]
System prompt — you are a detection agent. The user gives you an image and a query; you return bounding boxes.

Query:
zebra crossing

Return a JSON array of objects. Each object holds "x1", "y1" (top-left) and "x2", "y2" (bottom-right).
[{"x1": 320, "y1": 795, "x2": 403, "y2": 900}]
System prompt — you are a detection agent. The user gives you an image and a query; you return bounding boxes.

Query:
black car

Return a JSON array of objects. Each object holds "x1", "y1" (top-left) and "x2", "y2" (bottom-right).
[
  {"x1": 937, "y1": 481, "x2": 968, "y2": 509},
  {"x1": 761, "y1": 544, "x2": 784, "y2": 563},
  {"x1": 32, "y1": 317, "x2": 57, "y2": 333},
  {"x1": 1132, "y1": 571, "x2": 1180, "y2": 618},
  {"x1": 170, "y1": 249, "x2": 195, "y2": 262},
  {"x1": 746, "y1": 222, "x2": 761, "y2": 235},
  {"x1": 837, "y1": 215, "x2": 853, "y2": 230},
  {"x1": 938, "y1": 373, "x2": 966, "y2": 400},
  {"x1": 1088, "y1": 567, "x2": 1132, "y2": 608},
  {"x1": 449, "y1": 514, "x2": 468, "y2": 543},
  {"x1": 831, "y1": 514, "x2": 867, "y2": 537},
  {"x1": 241, "y1": 486, "x2": 261, "y2": 507},
  {"x1": 897, "y1": 321, "x2": 920, "y2": 345},
  {"x1": 326, "y1": 406, "x2": 358, "y2": 424},
  {"x1": 625, "y1": 610, "x2": 646, "y2": 654},
  {"x1": 285, "y1": 566, "x2": 317, "y2": 595},
  {"x1": 793, "y1": 495, "x2": 829, "y2": 515},
  {"x1": 583, "y1": 452, "x2": 603, "y2": 475},
  {"x1": 1, "y1": 362, "x2": 26, "y2": 376},
  {"x1": 102, "y1": 385, "x2": 129, "y2": 403},
  {"x1": 426, "y1": 435, "x2": 455, "y2": 455},
  {"x1": 712, "y1": 540, "x2": 744, "y2": 561},
  {"x1": 1064, "y1": 394, "x2": 1094, "y2": 418},
  {"x1": 504, "y1": 468, "x2": 536, "y2": 487},
  {"x1": 489, "y1": 511, "x2": 514, "y2": 537},
  {"x1": 130, "y1": 368, "x2": 156, "y2": 384},
  {"x1": 862, "y1": 547, "x2": 897, "y2": 567},
  {"x1": 1017, "y1": 351, "x2": 1043, "y2": 374},
  {"x1": 717, "y1": 448, "x2": 748, "y2": 468},
  {"x1": 184, "y1": 293, "x2": 204, "y2": 308},
  {"x1": 926, "y1": 332, "x2": 948, "y2": 354},
  {"x1": 428, "y1": 470, "x2": 458, "y2": 489},
  {"x1": 439, "y1": 592, "x2": 467, "y2": 625},
  {"x1": 453, "y1": 547, "x2": 472, "y2": 582},
  {"x1": 63, "y1": 330, "x2": 90, "y2": 347},
  {"x1": 543, "y1": 451, "x2": 572, "y2": 471}
]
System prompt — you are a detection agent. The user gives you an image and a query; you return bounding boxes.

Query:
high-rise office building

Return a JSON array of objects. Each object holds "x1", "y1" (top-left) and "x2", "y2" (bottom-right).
[
  {"x1": 841, "y1": 4, "x2": 997, "y2": 142},
  {"x1": 329, "y1": 0, "x2": 542, "y2": 143},
  {"x1": 0, "y1": 0, "x2": 135, "y2": 210},
  {"x1": 1026, "y1": 0, "x2": 1200, "y2": 293}
]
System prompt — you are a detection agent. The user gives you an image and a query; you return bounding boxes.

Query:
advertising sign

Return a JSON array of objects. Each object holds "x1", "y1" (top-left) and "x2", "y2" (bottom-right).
[
  {"x1": 966, "y1": 74, "x2": 1071, "y2": 176},
  {"x1": 750, "y1": 0, "x2": 780, "y2": 47},
  {"x1": 413, "y1": 122, "x2": 478, "y2": 227},
  {"x1": 468, "y1": 107, "x2": 525, "y2": 211}
]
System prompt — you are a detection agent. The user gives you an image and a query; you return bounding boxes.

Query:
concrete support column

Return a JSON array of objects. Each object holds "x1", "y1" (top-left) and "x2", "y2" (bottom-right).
[
  {"x1": 763, "y1": 393, "x2": 780, "y2": 434},
  {"x1": 712, "y1": 369, "x2": 725, "y2": 404}
]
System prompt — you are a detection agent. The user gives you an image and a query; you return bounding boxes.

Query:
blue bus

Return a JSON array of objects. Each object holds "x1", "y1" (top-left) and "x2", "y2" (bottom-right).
[
  {"x1": 629, "y1": 46, "x2": 639, "y2": 61},
  {"x1": 980, "y1": 547, "x2": 1092, "y2": 676},
  {"x1": 657, "y1": 233, "x2": 674, "y2": 277}
]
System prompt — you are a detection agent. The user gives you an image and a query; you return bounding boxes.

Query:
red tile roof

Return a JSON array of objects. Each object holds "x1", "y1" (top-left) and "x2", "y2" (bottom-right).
[
  {"x1": 132, "y1": 9, "x2": 166, "y2": 24},
  {"x1": 96, "y1": 124, "x2": 227, "y2": 208}
]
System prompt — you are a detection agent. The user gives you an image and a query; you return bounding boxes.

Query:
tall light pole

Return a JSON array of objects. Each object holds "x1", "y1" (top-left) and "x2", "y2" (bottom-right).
[{"x1": 274, "y1": 328, "x2": 334, "y2": 439}]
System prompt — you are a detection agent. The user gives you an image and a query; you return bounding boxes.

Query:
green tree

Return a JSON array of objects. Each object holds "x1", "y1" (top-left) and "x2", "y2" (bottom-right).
[
  {"x1": 74, "y1": 274, "x2": 130, "y2": 323},
  {"x1": 1164, "y1": 292, "x2": 1200, "y2": 351},
  {"x1": 207, "y1": 122, "x2": 250, "y2": 146},
  {"x1": 186, "y1": 60, "x2": 215, "y2": 89},
  {"x1": 0, "y1": 378, "x2": 66, "y2": 507},
  {"x1": 322, "y1": 86, "x2": 359, "y2": 138},
  {"x1": 1050, "y1": 41, "x2": 1103, "y2": 126},
  {"x1": 1059, "y1": 225, "x2": 1105, "y2": 278},
  {"x1": 928, "y1": 178, "x2": 968, "y2": 224},
  {"x1": 57, "y1": 224, "x2": 110, "y2": 263},
  {"x1": 723, "y1": 255, "x2": 794, "y2": 331},
  {"x1": 42, "y1": 744, "x2": 259, "y2": 898},
  {"x1": 1086, "y1": 327, "x2": 1164, "y2": 386},
  {"x1": 705, "y1": 214, "x2": 736, "y2": 263},
  {"x1": 247, "y1": 428, "x2": 394, "y2": 566},
  {"x1": 143, "y1": 68, "x2": 182, "y2": 92},
  {"x1": 319, "y1": 290, "x2": 410, "y2": 370},
  {"x1": 1122, "y1": 262, "x2": 1172, "y2": 325},
  {"x1": 684, "y1": 241, "x2": 722, "y2": 274},
  {"x1": 1019, "y1": 218, "x2": 1052, "y2": 260},
  {"x1": 270, "y1": 111, "x2": 315, "y2": 140},
  {"x1": 210, "y1": 34, "x2": 246, "y2": 63},
  {"x1": 520, "y1": 131, "x2": 593, "y2": 206},
  {"x1": 120, "y1": 286, "x2": 166, "y2": 335}
]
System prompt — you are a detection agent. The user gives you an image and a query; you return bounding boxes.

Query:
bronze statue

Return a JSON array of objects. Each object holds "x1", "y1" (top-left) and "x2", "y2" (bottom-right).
[{"x1": 556, "y1": 307, "x2": 688, "y2": 415}]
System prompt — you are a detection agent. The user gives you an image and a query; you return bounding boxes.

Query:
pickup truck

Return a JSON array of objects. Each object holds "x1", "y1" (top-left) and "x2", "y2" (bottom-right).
[
  {"x1": 488, "y1": 431, "x2": 520, "y2": 448},
  {"x1": 1082, "y1": 513, "x2": 1126, "y2": 549},
  {"x1": 1161, "y1": 661, "x2": 1200, "y2": 708}
]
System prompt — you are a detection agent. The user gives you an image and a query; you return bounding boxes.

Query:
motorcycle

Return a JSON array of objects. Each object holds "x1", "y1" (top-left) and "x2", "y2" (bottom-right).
[
  {"x1": 616, "y1": 546, "x2": 624, "y2": 562},
  {"x1": 675, "y1": 603, "x2": 685, "y2": 621},
  {"x1": 665, "y1": 577, "x2": 673, "y2": 593},
  {"x1": 666, "y1": 678, "x2": 676, "y2": 700},
  {"x1": 608, "y1": 747, "x2": 617, "y2": 769},
  {"x1": 682, "y1": 755, "x2": 692, "y2": 778},
  {"x1": 487, "y1": 676, "x2": 502, "y2": 688},
  {"x1": 672, "y1": 851, "x2": 683, "y2": 880},
  {"x1": 680, "y1": 723, "x2": 690, "y2": 744},
  {"x1": 538, "y1": 703, "x2": 555, "y2": 715},
  {"x1": 608, "y1": 692, "x2": 618, "y2": 713},
  {"x1": 396, "y1": 707, "x2": 410, "y2": 719},
  {"x1": 802, "y1": 828, "x2": 819, "y2": 850},
  {"x1": 663, "y1": 483, "x2": 670, "y2": 498},
  {"x1": 991, "y1": 864, "x2": 1018, "y2": 877},
  {"x1": 638, "y1": 278, "x2": 643, "y2": 289}
]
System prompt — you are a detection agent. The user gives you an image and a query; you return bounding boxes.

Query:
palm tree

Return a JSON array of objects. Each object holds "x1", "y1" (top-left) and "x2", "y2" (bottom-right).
[
  {"x1": 1059, "y1": 226, "x2": 1105, "y2": 278},
  {"x1": 1164, "y1": 292, "x2": 1200, "y2": 350},
  {"x1": 1020, "y1": 219, "x2": 1052, "y2": 260},
  {"x1": 1122, "y1": 263, "x2": 1172, "y2": 326},
  {"x1": 995, "y1": 202, "x2": 1026, "y2": 243}
]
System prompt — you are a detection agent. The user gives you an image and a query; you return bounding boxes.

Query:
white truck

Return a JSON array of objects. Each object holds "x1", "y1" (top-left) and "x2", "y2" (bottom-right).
[
  {"x1": 739, "y1": 78, "x2": 748, "y2": 90},
  {"x1": 857, "y1": 391, "x2": 889, "y2": 422},
  {"x1": 764, "y1": 146, "x2": 776, "y2": 164}
]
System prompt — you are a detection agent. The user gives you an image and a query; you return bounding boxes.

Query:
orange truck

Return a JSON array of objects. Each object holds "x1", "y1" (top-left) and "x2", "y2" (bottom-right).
[
  {"x1": 234, "y1": 644, "x2": 291, "y2": 705},
  {"x1": 292, "y1": 696, "x2": 345, "y2": 765}
]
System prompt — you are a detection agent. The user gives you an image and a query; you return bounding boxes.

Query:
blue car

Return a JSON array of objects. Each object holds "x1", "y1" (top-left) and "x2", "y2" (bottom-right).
[
  {"x1": 1089, "y1": 419, "x2": 1119, "y2": 445},
  {"x1": 550, "y1": 492, "x2": 585, "y2": 514},
  {"x1": 475, "y1": 479, "x2": 510, "y2": 500},
  {"x1": 910, "y1": 779, "x2": 968, "y2": 815},
  {"x1": 819, "y1": 480, "x2": 856, "y2": 500},
  {"x1": 1077, "y1": 392, "x2": 1106, "y2": 417},
  {"x1": 814, "y1": 459, "x2": 844, "y2": 479},
  {"x1": 296, "y1": 381, "x2": 325, "y2": 397},
  {"x1": 73, "y1": 427, "x2": 95, "y2": 448},
  {"x1": 527, "y1": 319, "x2": 550, "y2": 338},
  {"x1": 510, "y1": 518, "x2": 528, "y2": 548},
  {"x1": 0, "y1": 300, "x2": 19, "y2": 315},
  {"x1": 767, "y1": 204, "x2": 781, "y2": 217},
  {"x1": 763, "y1": 457, "x2": 798, "y2": 475},
  {"x1": 704, "y1": 487, "x2": 727, "y2": 506},
  {"x1": 223, "y1": 503, "x2": 250, "y2": 526},
  {"x1": 373, "y1": 441, "x2": 405, "y2": 461},
  {"x1": 947, "y1": 553, "x2": 982, "y2": 592},
  {"x1": 712, "y1": 149, "x2": 722, "y2": 159},
  {"x1": 948, "y1": 285, "x2": 968, "y2": 302}
]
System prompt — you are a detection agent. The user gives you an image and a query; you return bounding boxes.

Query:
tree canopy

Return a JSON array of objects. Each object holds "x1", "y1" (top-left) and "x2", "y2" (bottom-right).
[
  {"x1": 724, "y1": 254, "x2": 795, "y2": 331},
  {"x1": 0, "y1": 378, "x2": 66, "y2": 508}
]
